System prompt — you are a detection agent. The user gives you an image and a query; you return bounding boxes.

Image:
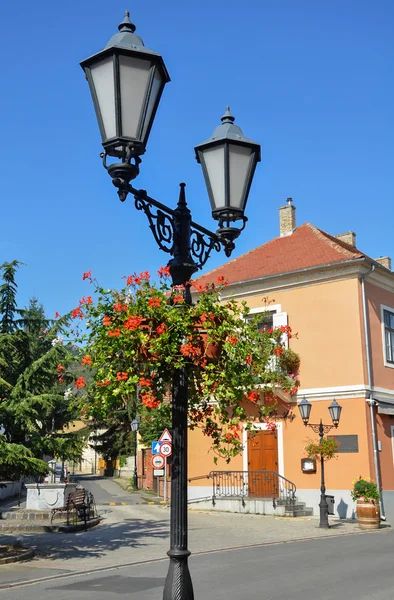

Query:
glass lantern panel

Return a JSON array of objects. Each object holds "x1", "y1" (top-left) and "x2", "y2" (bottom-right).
[
  {"x1": 90, "y1": 56, "x2": 116, "y2": 140},
  {"x1": 201, "y1": 145, "x2": 225, "y2": 209},
  {"x1": 141, "y1": 67, "x2": 164, "y2": 144},
  {"x1": 119, "y1": 55, "x2": 151, "y2": 140},
  {"x1": 228, "y1": 144, "x2": 254, "y2": 210}
]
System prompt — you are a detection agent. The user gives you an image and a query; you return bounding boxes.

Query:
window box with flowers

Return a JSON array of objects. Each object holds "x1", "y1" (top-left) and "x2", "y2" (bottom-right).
[{"x1": 69, "y1": 268, "x2": 301, "y2": 462}]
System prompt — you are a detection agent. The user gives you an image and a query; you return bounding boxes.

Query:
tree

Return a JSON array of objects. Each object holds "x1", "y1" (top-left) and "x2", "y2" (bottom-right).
[{"x1": 0, "y1": 261, "x2": 84, "y2": 479}]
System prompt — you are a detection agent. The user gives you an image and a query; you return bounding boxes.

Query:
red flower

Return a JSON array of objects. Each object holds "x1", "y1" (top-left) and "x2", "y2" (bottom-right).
[
  {"x1": 72, "y1": 307, "x2": 84, "y2": 319},
  {"x1": 141, "y1": 392, "x2": 160, "y2": 409},
  {"x1": 57, "y1": 364, "x2": 65, "y2": 372},
  {"x1": 82, "y1": 270, "x2": 92, "y2": 280},
  {"x1": 103, "y1": 315, "x2": 111, "y2": 326},
  {"x1": 173, "y1": 294, "x2": 184, "y2": 304},
  {"x1": 266, "y1": 421, "x2": 277, "y2": 431},
  {"x1": 216, "y1": 275, "x2": 228, "y2": 286},
  {"x1": 156, "y1": 323, "x2": 167, "y2": 335},
  {"x1": 245, "y1": 354, "x2": 253, "y2": 364},
  {"x1": 273, "y1": 346, "x2": 283, "y2": 357},
  {"x1": 139, "y1": 271, "x2": 150, "y2": 280},
  {"x1": 227, "y1": 335, "x2": 237, "y2": 345},
  {"x1": 113, "y1": 301, "x2": 127, "y2": 312},
  {"x1": 55, "y1": 312, "x2": 60, "y2": 319},
  {"x1": 180, "y1": 342, "x2": 200, "y2": 358},
  {"x1": 108, "y1": 328, "x2": 121, "y2": 337},
  {"x1": 148, "y1": 297, "x2": 161, "y2": 308},
  {"x1": 139, "y1": 377, "x2": 152, "y2": 387},
  {"x1": 97, "y1": 379, "x2": 111, "y2": 387},
  {"x1": 126, "y1": 275, "x2": 135, "y2": 286},
  {"x1": 116, "y1": 372, "x2": 128, "y2": 381},
  {"x1": 158, "y1": 266, "x2": 171, "y2": 278},
  {"x1": 75, "y1": 376, "x2": 86, "y2": 389},
  {"x1": 82, "y1": 355, "x2": 92, "y2": 366},
  {"x1": 246, "y1": 390, "x2": 260, "y2": 403},
  {"x1": 124, "y1": 315, "x2": 143, "y2": 330},
  {"x1": 79, "y1": 296, "x2": 93, "y2": 306}
]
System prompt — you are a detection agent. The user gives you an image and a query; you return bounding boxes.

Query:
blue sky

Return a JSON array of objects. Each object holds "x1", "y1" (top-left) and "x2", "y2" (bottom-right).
[{"x1": 1, "y1": 1, "x2": 393, "y2": 318}]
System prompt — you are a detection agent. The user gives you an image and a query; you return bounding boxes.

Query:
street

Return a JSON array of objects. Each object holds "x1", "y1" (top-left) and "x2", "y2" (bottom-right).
[{"x1": 0, "y1": 476, "x2": 392, "y2": 598}]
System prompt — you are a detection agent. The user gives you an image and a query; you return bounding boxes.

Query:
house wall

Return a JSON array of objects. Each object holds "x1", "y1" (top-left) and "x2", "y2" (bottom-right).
[
  {"x1": 246, "y1": 277, "x2": 365, "y2": 389},
  {"x1": 366, "y1": 281, "x2": 394, "y2": 390},
  {"x1": 187, "y1": 276, "x2": 379, "y2": 517}
]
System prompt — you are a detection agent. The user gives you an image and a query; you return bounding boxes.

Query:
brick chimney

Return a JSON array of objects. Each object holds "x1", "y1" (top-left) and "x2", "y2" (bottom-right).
[
  {"x1": 336, "y1": 231, "x2": 356, "y2": 247},
  {"x1": 279, "y1": 198, "x2": 296, "y2": 236},
  {"x1": 374, "y1": 256, "x2": 392, "y2": 270}
]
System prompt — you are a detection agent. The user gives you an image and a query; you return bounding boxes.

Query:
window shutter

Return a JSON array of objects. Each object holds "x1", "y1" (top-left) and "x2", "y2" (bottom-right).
[{"x1": 273, "y1": 312, "x2": 288, "y2": 348}]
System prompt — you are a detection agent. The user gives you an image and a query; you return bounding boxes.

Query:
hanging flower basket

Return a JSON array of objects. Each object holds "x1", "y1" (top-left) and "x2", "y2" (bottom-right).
[{"x1": 70, "y1": 268, "x2": 301, "y2": 461}]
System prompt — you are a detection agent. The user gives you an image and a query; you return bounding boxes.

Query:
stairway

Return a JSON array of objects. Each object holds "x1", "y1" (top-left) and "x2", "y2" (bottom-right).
[{"x1": 275, "y1": 498, "x2": 314, "y2": 517}]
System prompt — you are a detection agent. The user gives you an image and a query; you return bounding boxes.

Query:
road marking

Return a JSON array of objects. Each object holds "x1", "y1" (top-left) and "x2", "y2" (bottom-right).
[
  {"x1": 109, "y1": 502, "x2": 116, "y2": 506},
  {"x1": 121, "y1": 502, "x2": 128, "y2": 505}
]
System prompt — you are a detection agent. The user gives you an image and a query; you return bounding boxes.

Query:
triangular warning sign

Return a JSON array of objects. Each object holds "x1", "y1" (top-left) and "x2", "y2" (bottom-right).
[{"x1": 159, "y1": 428, "x2": 172, "y2": 442}]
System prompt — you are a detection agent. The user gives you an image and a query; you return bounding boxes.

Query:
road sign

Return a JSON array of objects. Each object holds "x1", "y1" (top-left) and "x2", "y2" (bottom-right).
[
  {"x1": 152, "y1": 455, "x2": 165, "y2": 468},
  {"x1": 154, "y1": 469, "x2": 164, "y2": 476},
  {"x1": 160, "y1": 442, "x2": 172, "y2": 457},
  {"x1": 152, "y1": 441, "x2": 162, "y2": 454},
  {"x1": 159, "y1": 428, "x2": 172, "y2": 443}
]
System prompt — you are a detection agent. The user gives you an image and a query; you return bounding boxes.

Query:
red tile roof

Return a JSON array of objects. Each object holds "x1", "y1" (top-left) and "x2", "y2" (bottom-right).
[{"x1": 197, "y1": 223, "x2": 366, "y2": 286}]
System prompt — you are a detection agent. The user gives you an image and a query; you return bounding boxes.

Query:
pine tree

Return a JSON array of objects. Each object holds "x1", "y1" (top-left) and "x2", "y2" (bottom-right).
[{"x1": 0, "y1": 261, "x2": 84, "y2": 480}]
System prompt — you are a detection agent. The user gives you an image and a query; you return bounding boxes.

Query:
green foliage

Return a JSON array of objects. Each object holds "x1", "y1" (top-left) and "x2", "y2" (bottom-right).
[
  {"x1": 0, "y1": 261, "x2": 24, "y2": 334},
  {"x1": 72, "y1": 269, "x2": 301, "y2": 461},
  {"x1": 351, "y1": 477, "x2": 380, "y2": 502},
  {"x1": 0, "y1": 436, "x2": 48, "y2": 480},
  {"x1": 305, "y1": 437, "x2": 338, "y2": 461},
  {"x1": 0, "y1": 262, "x2": 83, "y2": 479}
]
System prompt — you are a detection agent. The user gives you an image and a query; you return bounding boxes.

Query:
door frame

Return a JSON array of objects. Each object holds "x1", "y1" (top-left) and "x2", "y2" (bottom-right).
[{"x1": 242, "y1": 422, "x2": 284, "y2": 478}]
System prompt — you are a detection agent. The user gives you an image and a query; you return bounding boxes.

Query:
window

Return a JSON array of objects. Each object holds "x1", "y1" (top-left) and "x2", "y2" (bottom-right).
[{"x1": 384, "y1": 309, "x2": 394, "y2": 364}]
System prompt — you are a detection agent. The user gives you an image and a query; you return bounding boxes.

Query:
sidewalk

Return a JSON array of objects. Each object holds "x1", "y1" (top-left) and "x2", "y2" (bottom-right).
[{"x1": 0, "y1": 498, "x2": 390, "y2": 581}]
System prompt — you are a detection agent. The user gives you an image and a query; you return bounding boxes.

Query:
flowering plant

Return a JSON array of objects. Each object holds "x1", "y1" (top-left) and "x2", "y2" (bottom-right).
[
  {"x1": 305, "y1": 437, "x2": 338, "y2": 461},
  {"x1": 351, "y1": 477, "x2": 380, "y2": 502},
  {"x1": 70, "y1": 268, "x2": 300, "y2": 461}
]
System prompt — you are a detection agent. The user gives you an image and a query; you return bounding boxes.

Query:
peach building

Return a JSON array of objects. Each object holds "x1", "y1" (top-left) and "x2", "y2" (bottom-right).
[{"x1": 187, "y1": 200, "x2": 394, "y2": 521}]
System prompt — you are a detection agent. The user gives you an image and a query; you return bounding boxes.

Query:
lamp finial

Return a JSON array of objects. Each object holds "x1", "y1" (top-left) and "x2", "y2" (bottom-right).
[{"x1": 118, "y1": 10, "x2": 136, "y2": 33}]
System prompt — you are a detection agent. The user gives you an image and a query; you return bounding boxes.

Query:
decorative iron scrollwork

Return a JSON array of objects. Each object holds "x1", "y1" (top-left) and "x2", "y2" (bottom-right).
[{"x1": 134, "y1": 194, "x2": 175, "y2": 255}]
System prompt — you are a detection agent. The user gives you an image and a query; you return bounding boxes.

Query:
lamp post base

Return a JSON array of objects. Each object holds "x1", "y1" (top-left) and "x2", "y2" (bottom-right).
[
  {"x1": 163, "y1": 551, "x2": 194, "y2": 600},
  {"x1": 319, "y1": 496, "x2": 329, "y2": 529}
]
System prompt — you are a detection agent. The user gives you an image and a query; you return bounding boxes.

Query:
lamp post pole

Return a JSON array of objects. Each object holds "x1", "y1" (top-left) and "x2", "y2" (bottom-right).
[
  {"x1": 80, "y1": 13, "x2": 261, "y2": 600},
  {"x1": 131, "y1": 418, "x2": 139, "y2": 491},
  {"x1": 297, "y1": 398, "x2": 342, "y2": 529}
]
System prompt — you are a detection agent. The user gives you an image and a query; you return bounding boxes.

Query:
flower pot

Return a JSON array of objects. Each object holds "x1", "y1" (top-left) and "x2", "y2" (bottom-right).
[
  {"x1": 193, "y1": 319, "x2": 223, "y2": 360},
  {"x1": 356, "y1": 499, "x2": 380, "y2": 530}
]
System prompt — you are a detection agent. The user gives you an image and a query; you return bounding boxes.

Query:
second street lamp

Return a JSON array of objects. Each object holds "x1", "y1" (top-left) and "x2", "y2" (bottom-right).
[
  {"x1": 298, "y1": 397, "x2": 342, "y2": 528},
  {"x1": 81, "y1": 12, "x2": 261, "y2": 600}
]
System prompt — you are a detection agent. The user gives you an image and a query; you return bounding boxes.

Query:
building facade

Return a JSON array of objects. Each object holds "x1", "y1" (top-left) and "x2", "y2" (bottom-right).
[{"x1": 187, "y1": 200, "x2": 394, "y2": 521}]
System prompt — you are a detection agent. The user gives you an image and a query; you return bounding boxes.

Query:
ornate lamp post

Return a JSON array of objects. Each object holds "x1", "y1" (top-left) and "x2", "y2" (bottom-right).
[
  {"x1": 81, "y1": 12, "x2": 261, "y2": 600},
  {"x1": 131, "y1": 418, "x2": 139, "y2": 491},
  {"x1": 298, "y1": 397, "x2": 342, "y2": 528}
]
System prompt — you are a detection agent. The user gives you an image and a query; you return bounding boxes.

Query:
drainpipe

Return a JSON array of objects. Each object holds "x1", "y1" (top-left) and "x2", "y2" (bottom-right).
[{"x1": 361, "y1": 264, "x2": 386, "y2": 519}]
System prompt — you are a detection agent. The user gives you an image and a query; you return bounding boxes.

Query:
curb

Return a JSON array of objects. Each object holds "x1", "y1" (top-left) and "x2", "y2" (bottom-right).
[
  {"x1": 0, "y1": 517, "x2": 101, "y2": 534},
  {"x1": 0, "y1": 548, "x2": 35, "y2": 565}
]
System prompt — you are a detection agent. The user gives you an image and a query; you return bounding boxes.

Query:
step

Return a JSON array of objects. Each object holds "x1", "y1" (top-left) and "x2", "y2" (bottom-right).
[{"x1": 284, "y1": 507, "x2": 314, "y2": 517}]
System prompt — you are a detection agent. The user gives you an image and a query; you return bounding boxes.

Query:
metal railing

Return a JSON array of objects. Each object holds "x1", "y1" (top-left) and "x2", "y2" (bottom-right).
[{"x1": 210, "y1": 470, "x2": 296, "y2": 507}]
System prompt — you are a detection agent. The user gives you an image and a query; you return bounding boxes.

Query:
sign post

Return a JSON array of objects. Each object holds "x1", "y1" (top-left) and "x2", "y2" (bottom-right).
[{"x1": 158, "y1": 430, "x2": 172, "y2": 503}]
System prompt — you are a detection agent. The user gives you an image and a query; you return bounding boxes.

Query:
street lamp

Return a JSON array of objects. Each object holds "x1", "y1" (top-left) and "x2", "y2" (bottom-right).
[
  {"x1": 298, "y1": 397, "x2": 342, "y2": 528},
  {"x1": 131, "y1": 418, "x2": 139, "y2": 491},
  {"x1": 81, "y1": 12, "x2": 261, "y2": 600}
]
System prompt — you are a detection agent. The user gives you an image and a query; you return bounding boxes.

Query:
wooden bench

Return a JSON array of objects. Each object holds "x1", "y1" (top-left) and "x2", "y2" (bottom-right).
[{"x1": 51, "y1": 489, "x2": 88, "y2": 527}]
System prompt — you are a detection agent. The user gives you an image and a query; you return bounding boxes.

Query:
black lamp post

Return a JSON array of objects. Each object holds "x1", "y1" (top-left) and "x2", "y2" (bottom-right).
[
  {"x1": 81, "y1": 12, "x2": 261, "y2": 600},
  {"x1": 298, "y1": 397, "x2": 342, "y2": 528},
  {"x1": 131, "y1": 418, "x2": 139, "y2": 491}
]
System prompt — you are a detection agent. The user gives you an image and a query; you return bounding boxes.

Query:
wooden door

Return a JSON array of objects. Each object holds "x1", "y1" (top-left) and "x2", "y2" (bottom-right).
[{"x1": 247, "y1": 430, "x2": 279, "y2": 497}]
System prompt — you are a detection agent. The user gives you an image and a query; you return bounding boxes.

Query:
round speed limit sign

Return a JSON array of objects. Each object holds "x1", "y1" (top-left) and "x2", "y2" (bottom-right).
[{"x1": 160, "y1": 442, "x2": 172, "y2": 457}]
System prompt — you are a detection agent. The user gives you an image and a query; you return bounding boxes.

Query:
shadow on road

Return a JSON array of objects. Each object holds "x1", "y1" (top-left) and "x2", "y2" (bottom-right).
[{"x1": 28, "y1": 517, "x2": 169, "y2": 562}]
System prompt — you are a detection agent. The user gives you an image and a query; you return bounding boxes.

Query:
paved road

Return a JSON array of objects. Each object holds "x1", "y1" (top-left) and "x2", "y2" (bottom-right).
[
  {"x1": 0, "y1": 476, "x2": 388, "y2": 595},
  {"x1": 0, "y1": 528, "x2": 393, "y2": 599}
]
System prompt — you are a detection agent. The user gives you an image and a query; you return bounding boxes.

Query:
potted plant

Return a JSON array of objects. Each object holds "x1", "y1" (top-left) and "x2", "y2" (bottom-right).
[
  {"x1": 67, "y1": 268, "x2": 301, "y2": 462},
  {"x1": 351, "y1": 477, "x2": 380, "y2": 530}
]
